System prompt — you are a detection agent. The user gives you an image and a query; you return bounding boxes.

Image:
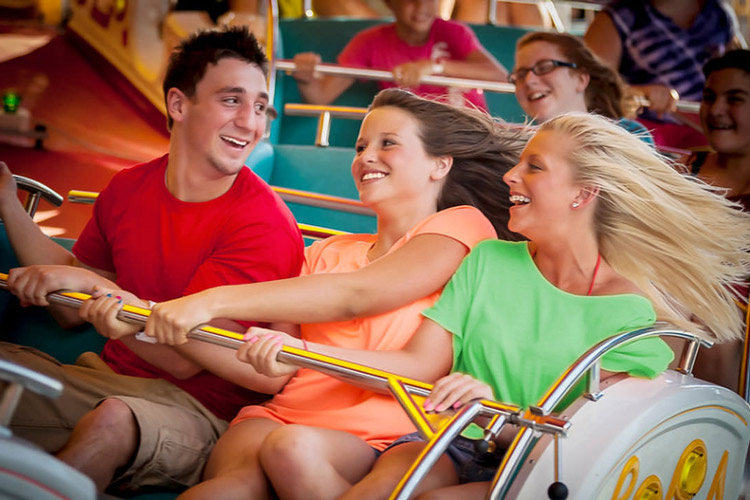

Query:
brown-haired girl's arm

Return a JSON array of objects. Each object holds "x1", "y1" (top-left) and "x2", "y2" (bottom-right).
[{"x1": 146, "y1": 233, "x2": 470, "y2": 345}]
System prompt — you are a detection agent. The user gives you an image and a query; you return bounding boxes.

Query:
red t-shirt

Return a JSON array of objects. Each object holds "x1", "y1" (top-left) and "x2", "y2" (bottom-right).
[
  {"x1": 338, "y1": 18, "x2": 488, "y2": 110},
  {"x1": 73, "y1": 154, "x2": 304, "y2": 420}
]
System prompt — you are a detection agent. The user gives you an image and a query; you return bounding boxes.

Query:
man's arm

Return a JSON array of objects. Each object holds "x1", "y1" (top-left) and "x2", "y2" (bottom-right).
[
  {"x1": 0, "y1": 162, "x2": 124, "y2": 327},
  {"x1": 0, "y1": 162, "x2": 75, "y2": 267}
]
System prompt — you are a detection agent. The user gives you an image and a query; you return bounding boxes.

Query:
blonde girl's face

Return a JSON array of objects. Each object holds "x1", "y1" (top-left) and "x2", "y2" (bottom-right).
[
  {"x1": 502, "y1": 130, "x2": 582, "y2": 239},
  {"x1": 352, "y1": 106, "x2": 445, "y2": 209},
  {"x1": 513, "y1": 41, "x2": 589, "y2": 123},
  {"x1": 700, "y1": 68, "x2": 750, "y2": 155}
]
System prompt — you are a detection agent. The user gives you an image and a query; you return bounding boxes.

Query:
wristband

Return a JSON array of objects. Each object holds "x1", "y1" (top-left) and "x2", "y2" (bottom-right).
[{"x1": 432, "y1": 61, "x2": 445, "y2": 75}]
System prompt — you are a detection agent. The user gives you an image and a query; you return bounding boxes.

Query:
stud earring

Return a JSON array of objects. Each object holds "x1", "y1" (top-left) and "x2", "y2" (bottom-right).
[{"x1": 571, "y1": 201, "x2": 580, "y2": 208}]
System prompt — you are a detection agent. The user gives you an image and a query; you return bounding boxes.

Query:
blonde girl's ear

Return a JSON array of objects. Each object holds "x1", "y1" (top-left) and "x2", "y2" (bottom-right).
[
  {"x1": 430, "y1": 155, "x2": 453, "y2": 181},
  {"x1": 166, "y1": 88, "x2": 187, "y2": 124},
  {"x1": 573, "y1": 185, "x2": 599, "y2": 208}
]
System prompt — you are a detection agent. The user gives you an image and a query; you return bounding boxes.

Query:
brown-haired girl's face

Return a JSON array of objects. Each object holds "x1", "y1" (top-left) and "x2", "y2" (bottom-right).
[
  {"x1": 503, "y1": 130, "x2": 581, "y2": 239},
  {"x1": 352, "y1": 106, "x2": 444, "y2": 209},
  {"x1": 701, "y1": 68, "x2": 750, "y2": 155},
  {"x1": 513, "y1": 41, "x2": 589, "y2": 123}
]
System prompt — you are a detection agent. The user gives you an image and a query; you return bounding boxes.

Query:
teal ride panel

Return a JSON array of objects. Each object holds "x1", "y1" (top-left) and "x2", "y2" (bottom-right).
[{"x1": 273, "y1": 19, "x2": 532, "y2": 147}]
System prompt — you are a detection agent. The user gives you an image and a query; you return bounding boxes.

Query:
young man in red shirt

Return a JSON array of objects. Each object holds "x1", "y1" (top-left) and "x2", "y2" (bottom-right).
[{"x1": 0, "y1": 27, "x2": 303, "y2": 494}]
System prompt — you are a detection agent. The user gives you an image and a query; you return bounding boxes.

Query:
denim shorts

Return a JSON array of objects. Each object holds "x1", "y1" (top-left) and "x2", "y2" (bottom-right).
[{"x1": 384, "y1": 432, "x2": 504, "y2": 484}]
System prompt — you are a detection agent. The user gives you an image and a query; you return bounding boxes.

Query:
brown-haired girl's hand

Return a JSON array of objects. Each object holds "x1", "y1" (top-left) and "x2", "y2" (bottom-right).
[
  {"x1": 79, "y1": 286, "x2": 142, "y2": 340},
  {"x1": 145, "y1": 293, "x2": 214, "y2": 346},
  {"x1": 423, "y1": 372, "x2": 495, "y2": 413},
  {"x1": 236, "y1": 327, "x2": 300, "y2": 377}
]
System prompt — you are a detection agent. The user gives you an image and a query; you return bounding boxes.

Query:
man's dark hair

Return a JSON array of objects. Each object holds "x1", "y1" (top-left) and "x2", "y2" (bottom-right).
[
  {"x1": 703, "y1": 49, "x2": 750, "y2": 79},
  {"x1": 162, "y1": 26, "x2": 268, "y2": 129}
]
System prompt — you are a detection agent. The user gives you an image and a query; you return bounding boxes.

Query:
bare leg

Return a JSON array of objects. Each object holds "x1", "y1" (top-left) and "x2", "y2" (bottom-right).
[
  {"x1": 177, "y1": 418, "x2": 281, "y2": 500},
  {"x1": 338, "y1": 442, "x2": 459, "y2": 500},
  {"x1": 260, "y1": 424, "x2": 378, "y2": 500},
  {"x1": 55, "y1": 399, "x2": 138, "y2": 492}
]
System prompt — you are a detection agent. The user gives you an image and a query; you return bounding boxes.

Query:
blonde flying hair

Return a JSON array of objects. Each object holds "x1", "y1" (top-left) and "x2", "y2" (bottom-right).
[{"x1": 540, "y1": 113, "x2": 750, "y2": 341}]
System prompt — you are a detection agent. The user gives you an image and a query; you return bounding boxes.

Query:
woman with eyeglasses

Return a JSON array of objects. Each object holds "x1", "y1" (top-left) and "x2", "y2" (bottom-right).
[{"x1": 510, "y1": 32, "x2": 652, "y2": 144}]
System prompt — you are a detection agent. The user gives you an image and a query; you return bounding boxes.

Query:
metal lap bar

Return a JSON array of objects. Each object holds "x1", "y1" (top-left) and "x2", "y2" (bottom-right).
[
  {"x1": 283, "y1": 104, "x2": 368, "y2": 146},
  {"x1": 276, "y1": 59, "x2": 515, "y2": 94},
  {"x1": 275, "y1": 60, "x2": 700, "y2": 114},
  {"x1": 67, "y1": 190, "x2": 98, "y2": 204},
  {"x1": 486, "y1": 324, "x2": 712, "y2": 500},
  {"x1": 0, "y1": 272, "x2": 457, "y2": 437},
  {"x1": 271, "y1": 186, "x2": 374, "y2": 216},
  {"x1": 0, "y1": 359, "x2": 63, "y2": 428},
  {"x1": 390, "y1": 399, "x2": 566, "y2": 500},
  {"x1": 391, "y1": 401, "x2": 487, "y2": 500},
  {"x1": 13, "y1": 175, "x2": 64, "y2": 217},
  {"x1": 0, "y1": 273, "x2": 570, "y2": 495},
  {"x1": 296, "y1": 223, "x2": 348, "y2": 241}
]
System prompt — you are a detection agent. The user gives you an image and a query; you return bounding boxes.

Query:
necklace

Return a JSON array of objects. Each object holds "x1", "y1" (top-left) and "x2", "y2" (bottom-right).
[
  {"x1": 586, "y1": 253, "x2": 601, "y2": 296},
  {"x1": 531, "y1": 248, "x2": 601, "y2": 296}
]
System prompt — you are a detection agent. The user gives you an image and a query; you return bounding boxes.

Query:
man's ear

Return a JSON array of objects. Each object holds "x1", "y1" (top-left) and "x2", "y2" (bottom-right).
[
  {"x1": 166, "y1": 88, "x2": 187, "y2": 124},
  {"x1": 431, "y1": 155, "x2": 453, "y2": 181}
]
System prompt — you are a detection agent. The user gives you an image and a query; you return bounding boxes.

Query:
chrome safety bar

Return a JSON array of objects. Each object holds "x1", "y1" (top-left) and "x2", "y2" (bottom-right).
[
  {"x1": 276, "y1": 59, "x2": 516, "y2": 93},
  {"x1": 0, "y1": 274, "x2": 569, "y2": 475},
  {"x1": 275, "y1": 60, "x2": 701, "y2": 114},
  {"x1": 485, "y1": 324, "x2": 712, "y2": 500},
  {"x1": 0, "y1": 359, "x2": 63, "y2": 429},
  {"x1": 12, "y1": 175, "x2": 64, "y2": 217},
  {"x1": 283, "y1": 103, "x2": 368, "y2": 146}
]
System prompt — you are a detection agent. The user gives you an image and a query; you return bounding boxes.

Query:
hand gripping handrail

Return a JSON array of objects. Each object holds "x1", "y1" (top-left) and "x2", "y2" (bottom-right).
[
  {"x1": 483, "y1": 324, "x2": 712, "y2": 500},
  {"x1": 11, "y1": 175, "x2": 64, "y2": 217},
  {"x1": 0, "y1": 273, "x2": 568, "y2": 475},
  {"x1": 275, "y1": 60, "x2": 701, "y2": 114}
]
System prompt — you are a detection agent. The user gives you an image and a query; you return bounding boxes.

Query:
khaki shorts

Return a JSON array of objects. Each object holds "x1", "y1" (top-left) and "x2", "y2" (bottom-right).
[{"x1": 0, "y1": 341, "x2": 228, "y2": 490}]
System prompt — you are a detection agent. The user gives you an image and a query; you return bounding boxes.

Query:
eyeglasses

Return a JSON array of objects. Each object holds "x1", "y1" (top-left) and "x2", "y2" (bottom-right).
[{"x1": 508, "y1": 59, "x2": 579, "y2": 85}]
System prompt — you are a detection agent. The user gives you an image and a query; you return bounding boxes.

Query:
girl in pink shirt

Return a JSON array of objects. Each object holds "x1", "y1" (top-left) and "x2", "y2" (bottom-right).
[{"x1": 293, "y1": 0, "x2": 508, "y2": 109}]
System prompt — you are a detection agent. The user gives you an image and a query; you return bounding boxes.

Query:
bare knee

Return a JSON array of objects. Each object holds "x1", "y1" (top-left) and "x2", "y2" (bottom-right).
[
  {"x1": 76, "y1": 398, "x2": 138, "y2": 448},
  {"x1": 259, "y1": 424, "x2": 317, "y2": 472}
]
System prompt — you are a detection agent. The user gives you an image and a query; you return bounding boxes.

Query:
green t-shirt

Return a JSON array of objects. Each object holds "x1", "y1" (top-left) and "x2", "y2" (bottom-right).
[{"x1": 423, "y1": 240, "x2": 673, "y2": 415}]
